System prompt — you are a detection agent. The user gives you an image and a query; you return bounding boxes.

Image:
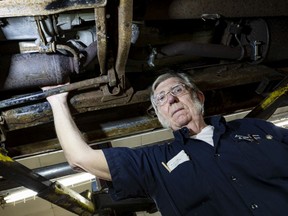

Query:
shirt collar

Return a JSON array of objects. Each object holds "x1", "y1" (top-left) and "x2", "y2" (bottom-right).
[{"x1": 173, "y1": 115, "x2": 227, "y2": 145}]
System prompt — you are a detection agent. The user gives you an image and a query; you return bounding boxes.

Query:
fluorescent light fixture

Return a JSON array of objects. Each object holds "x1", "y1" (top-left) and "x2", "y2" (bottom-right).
[
  {"x1": 4, "y1": 172, "x2": 95, "y2": 204},
  {"x1": 273, "y1": 119, "x2": 288, "y2": 127},
  {"x1": 57, "y1": 172, "x2": 95, "y2": 186},
  {"x1": 4, "y1": 189, "x2": 37, "y2": 203}
]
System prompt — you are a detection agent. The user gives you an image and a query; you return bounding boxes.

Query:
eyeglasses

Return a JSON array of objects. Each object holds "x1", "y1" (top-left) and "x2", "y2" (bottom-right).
[{"x1": 153, "y1": 83, "x2": 188, "y2": 106}]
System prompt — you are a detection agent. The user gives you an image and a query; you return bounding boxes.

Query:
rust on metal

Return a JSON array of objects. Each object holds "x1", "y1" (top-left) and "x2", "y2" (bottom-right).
[
  {"x1": 115, "y1": 0, "x2": 133, "y2": 88},
  {"x1": 94, "y1": 6, "x2": 107, "y2": 75},
  {"x1": 0, "y1": 75, "x2": 109, "y2": 110},
  {"x1": 0, "y1": 0, "x2": 107, "y2": 17},
  {"x1": 2, "y1": 84, "x2": 148, "y2": 131},
  {"x1": 2, "y1": 63, "x2": 287, "y2": 131},
  {"x1": 6, "y1": 115, "x2": 161, "y2": 157}
]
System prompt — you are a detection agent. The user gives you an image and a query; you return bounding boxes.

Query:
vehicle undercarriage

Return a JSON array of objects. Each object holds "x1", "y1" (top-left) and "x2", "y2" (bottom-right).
[{"x1": 1, "y1": 0, "x2": 288, "y2": 215}]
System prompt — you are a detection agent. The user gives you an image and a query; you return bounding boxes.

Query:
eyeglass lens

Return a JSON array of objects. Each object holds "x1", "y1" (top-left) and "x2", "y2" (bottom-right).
[{"x1": 155, "y1": 84, "x2": 186, "y2": 106}]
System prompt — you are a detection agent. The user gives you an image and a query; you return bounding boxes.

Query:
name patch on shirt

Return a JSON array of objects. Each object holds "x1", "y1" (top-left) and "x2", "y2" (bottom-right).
[
  {"x1": 162, "y1": 150, "x2": 190, "y2": 172},
  {"x1": 234, "y1": 134, "x2": 261, "y2": 143}
]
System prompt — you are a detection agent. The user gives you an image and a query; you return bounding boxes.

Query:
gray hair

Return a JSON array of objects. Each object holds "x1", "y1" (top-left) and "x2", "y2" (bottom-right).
[{"x1": 150, "y1": 72, "x2": 204, "y2": 128}]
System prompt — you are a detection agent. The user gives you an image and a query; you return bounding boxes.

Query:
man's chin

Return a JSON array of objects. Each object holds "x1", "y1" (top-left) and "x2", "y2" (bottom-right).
[
  {"x1": 174, "y1": 116, "x2": 189, "y2": 124},
  {"x1": 171, "y1": 121, "x2": 189, "y2": 130}
]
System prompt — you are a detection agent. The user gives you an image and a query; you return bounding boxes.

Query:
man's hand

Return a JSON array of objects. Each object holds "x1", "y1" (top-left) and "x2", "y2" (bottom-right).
[{"x1": 41, "y1": 84, "x2": 69, "y2": 105}]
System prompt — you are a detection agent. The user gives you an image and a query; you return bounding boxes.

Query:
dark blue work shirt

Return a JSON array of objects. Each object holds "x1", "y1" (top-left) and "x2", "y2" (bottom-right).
[{"x1": 102, "y1": 116, "x2": 288, "y2": 216}]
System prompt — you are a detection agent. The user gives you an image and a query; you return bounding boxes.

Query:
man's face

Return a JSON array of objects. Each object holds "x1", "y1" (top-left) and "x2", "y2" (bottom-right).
[{"x1": 154, "y1": 77, "x2": 204, "y2": 130}]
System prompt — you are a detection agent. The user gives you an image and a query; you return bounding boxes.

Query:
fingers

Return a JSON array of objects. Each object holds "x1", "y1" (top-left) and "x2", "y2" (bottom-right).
[
  {"x1": 41, "y1": 82, "x2": 70, "y2": 91},
  {"x1": 41, "y1": 84, "x2": 70, "y2": 104}
]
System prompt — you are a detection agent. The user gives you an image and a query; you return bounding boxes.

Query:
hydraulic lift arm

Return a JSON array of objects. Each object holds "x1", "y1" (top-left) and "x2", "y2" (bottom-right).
[
  {"x1": 0, "y1": 147, "x2": 95, "y2": 215},
  {"x1": 245, "y1": 76, "x2": 288, "y2": 119}
]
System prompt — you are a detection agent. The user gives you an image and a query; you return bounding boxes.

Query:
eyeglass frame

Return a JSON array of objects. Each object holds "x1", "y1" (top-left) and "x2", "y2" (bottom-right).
[{"x1": 152, "y1": 83, "x2": 191, "y2": 106}]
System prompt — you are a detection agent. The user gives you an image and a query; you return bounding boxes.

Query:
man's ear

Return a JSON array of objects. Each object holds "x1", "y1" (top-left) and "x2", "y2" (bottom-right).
[{"x1": 197, "y1": 91, "x2": 205, "y2": 104}]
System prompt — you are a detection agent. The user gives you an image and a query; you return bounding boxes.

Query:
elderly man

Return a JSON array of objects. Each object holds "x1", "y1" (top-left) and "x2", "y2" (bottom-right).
[{"x1": 45, "y1": 72, "x2": 288, "y2": 216}]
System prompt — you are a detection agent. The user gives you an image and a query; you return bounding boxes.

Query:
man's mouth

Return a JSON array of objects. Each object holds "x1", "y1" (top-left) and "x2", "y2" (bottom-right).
[{"x1": 171, "y1": 107, "x2": 184, "y2": 117}]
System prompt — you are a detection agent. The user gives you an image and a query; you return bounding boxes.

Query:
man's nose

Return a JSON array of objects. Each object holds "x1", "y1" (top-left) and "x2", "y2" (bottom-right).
[{"x1": 167, "y1": 93, "x2": 177, "y2": 104}]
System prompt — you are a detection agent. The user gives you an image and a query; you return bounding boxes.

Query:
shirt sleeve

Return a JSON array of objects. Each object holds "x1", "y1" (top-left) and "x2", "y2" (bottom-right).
[
  {"x1": 102, "y1": 147, "x2": 155, "y2": 200},
  {"x1": 253, "y1": 118, "x2": 288, "y2": 144},
  {"x1": 272, "y1": 124, "x2": 288, "y2": 144}
]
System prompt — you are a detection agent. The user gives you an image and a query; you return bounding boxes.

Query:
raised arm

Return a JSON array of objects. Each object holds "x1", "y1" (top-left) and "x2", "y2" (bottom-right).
[{"x1": 45, "y1": 89, "x2": 111, "y2": 181}]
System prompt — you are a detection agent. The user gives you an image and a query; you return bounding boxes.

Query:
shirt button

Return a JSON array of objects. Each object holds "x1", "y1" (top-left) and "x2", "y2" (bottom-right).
[
  {"x1": 231, "y1": 176, "x2": 237, "y2": 181},
  {"x1": 214, "y1": 153, "x2": 220, "y2": 157},
  {"x1": 251, "y1": 203, "x2": 259, "y2": 210}
]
